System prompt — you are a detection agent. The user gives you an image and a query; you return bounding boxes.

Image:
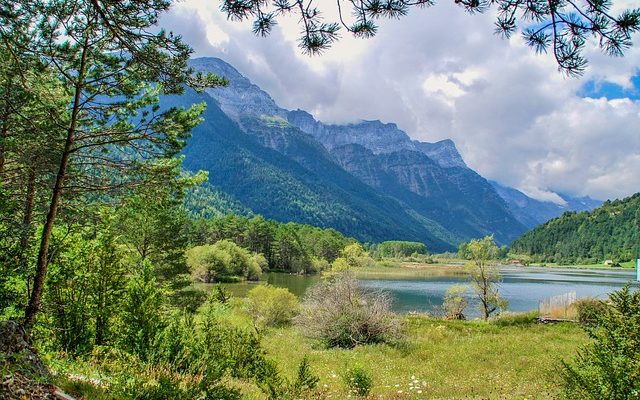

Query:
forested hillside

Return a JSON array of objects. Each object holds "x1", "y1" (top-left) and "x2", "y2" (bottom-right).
[{"x1": 510, "y1": 193, "x2": 640, "y2": 263}]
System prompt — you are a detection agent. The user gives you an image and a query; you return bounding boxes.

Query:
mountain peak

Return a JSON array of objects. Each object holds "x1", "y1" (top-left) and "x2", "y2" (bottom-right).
[
  {"x1": 190, "y1": 57, "x2": 285, "y2": 122},
  {"x1": 412, "y1": 139, "x2": 467, "y2": 169}
]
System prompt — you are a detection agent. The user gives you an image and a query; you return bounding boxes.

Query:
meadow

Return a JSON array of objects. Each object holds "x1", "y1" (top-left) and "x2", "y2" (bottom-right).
[{"x1": 47, "y1": 291, "x2": 587, "y2": 400}]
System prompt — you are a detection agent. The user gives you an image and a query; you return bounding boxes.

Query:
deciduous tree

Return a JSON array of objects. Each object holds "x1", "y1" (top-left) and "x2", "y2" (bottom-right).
[{"x1": 465, "y1": 236, "x2": 507, "y2": 320}]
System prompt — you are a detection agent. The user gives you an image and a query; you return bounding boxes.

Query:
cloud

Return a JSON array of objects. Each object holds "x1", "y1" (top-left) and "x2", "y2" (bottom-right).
[{"x1": 161, "y1": 1, "x2": 640, "y2": 202}]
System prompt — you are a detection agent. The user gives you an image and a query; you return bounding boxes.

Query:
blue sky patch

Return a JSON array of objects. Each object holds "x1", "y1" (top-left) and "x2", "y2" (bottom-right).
[{"x1": 579, "y1": 73, "x2": 640, "y2": 100}]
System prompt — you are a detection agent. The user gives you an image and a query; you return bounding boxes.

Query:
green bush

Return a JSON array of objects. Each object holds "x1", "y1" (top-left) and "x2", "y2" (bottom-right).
[
  {"x1": 119, "y1": 261, "x2": 165, "y2": 360},
  {"x1": 376, "y1": 259, "x2": 401, "y2": 268},
  {"x1": 246, "y1": 285, "x2": 299, "y2": 328},
  {"x1": 573, "y1": 298, "x2": 608, "y2": 325},
  {"x1": 443, "y1": 285, "x2": 468, "y2": 320},
  {"x1": 291, "y1": 356, "x2": 319, "y2": 395},
  {"x1": 562, "y1": 285, "x2": 640, "y2": 399},
  {"x1": 309, "y1": 257, "x2": 330, "y2": 273},
  {"x1": 343, "y1": 365, "x2": 373, "y2": 397},
  {"x1": 212, "y1": 284, "x2": 232, "y2": 304},
  {"x1": 149, "y1": 302, "x2": 288, "y2": 398},
  {"x1": 186, "y1": 240, "x2": 263, "y2": 282},
  {"x1": 169, "y1": 287, "x2": 208, "y2": 313},
  {"x1": 492, "y1": 311, "x2": 539, "y2": 326}
]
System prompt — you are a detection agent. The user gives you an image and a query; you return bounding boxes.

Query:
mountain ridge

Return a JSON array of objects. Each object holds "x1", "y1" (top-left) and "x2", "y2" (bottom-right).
[{"x1": 177, "y1": 56, "x2": 600, "y2": 247}]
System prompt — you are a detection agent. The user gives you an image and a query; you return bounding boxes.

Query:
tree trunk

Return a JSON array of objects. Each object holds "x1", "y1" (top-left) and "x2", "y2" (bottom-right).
[
  {"x1": 24, "y1": 42, "x2": 89, "y2": 331},
  {"x1": 0, "y1": 77, "x2": 12, "y2": 177},
  {"x1": 19, "y1": 168, "x2": 36, "y2": 255},
  {"x1": 19, "y1": 168, "x2": 36, "y2": 300}
]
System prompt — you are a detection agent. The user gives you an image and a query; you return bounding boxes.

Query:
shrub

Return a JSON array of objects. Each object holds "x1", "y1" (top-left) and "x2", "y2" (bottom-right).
[
  {"x1": 291, "y1": 356, "x2": 320, "y2": 394},
  {"x1": 573, "y1": 298, "x2": 608, "y2": 325},
  {"x1": 186, "y1": 240, "x2": 263, "y2": 282},
  {"x1": 341, "y1": 243, "x2": 375, "y2": 268},
  {"x1": 246, "y1": 285, "x2": 299, "y2": 328},
  {"x1": 119, "y1": 261, "x2": 165, "y2": 360},
  {"x1": 376, "y1": 259, "x2": 401, "y2": 268},
  {"x1": 443, "y1": 285, "x2": 468, "y2": 320},
  {"x1": 343, "y1": 365, "x2": 373, "y2": 397},
  {"x1": 295, "y1": 273, "x2": 401, "y2": 348},
  {"x1": 309, "y1": 257, "x2": 330, "y2": 273},
  {"x1": 169, "y1": 287, "x2": 208, "y2": 313},
  {"x1": 149, "y1": 302, "x2": 287, "y2": 398},
  {"x1": 492, "y1": 311, "x2": 539, "y2": 326},
  {"x1": 562, "y1": 285, "x2": 640, "y2": 399}
]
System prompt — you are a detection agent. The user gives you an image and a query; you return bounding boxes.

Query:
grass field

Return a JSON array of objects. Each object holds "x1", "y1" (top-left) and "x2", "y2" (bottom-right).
[
  {"x1": 261, "y1": 318, "x2": 584, "y2": 399},
  {"x1": 207, "y1": 301, "x2": 587, "y2": 399},
  {"x1": 48, "y1": 300, "x2": 587, "y2": 400}
]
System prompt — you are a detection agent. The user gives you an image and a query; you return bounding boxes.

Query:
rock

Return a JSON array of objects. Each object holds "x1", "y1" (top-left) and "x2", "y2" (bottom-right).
[
  {"x1": 0, "y1": 320, "x2": 49, "y2": 376},
  {"x1": 0, "y1": 320, "x2": 57, "y2": 399},
  {"x1": 0, "y1": 320, "x2": 30, "y2": 354}
]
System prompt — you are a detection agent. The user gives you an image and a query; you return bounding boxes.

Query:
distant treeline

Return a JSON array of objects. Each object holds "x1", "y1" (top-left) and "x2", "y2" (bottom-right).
[
  {"x1": 370, "y1": 240, "x2": 428, "y2": 258},
  {"x1": 510, "y1": 193, "x2": 640, "y2": 264}
]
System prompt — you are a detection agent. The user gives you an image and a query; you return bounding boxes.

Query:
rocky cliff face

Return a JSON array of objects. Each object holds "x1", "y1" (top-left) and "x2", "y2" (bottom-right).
[
  {"x1": 286, "y1": 109, "x2": 466, "y2": 170},
  {"x1": 191, "y1": 58, "x2": 286, "y2": 123}
]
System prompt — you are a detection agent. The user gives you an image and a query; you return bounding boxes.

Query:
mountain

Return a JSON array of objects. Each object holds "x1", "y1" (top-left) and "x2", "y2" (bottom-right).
[
  {"x1": 185, "y1": 57, "x2": 530, "y2": 245},
  {"x1": 172, "y1": 57, "x2": 596, "y2": 249},
  {"x1": 162, "y1": 86, "x2": 456, "y2": 251},
  {"x1": 490, "y1": 181, "x2": 602, "y2": 228},
  {"x1": 510, "y1": 193, "x2": 640, "y2": 263},
  {"x1": 285, "y1": 109, "x2": 526, "y2": 243}
]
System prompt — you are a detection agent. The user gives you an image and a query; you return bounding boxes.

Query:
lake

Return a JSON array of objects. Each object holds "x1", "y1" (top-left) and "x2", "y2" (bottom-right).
[{"x1": 224, "y1": 266, "x2": 638, "y2": 316}]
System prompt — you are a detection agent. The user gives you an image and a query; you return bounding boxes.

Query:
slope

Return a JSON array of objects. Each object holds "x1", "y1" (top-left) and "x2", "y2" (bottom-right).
[{"x1": 510, "y1": 193, "x2": 640, "y2": 263}]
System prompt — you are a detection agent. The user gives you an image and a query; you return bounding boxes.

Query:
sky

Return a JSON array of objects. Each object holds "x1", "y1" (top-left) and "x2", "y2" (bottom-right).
[{"x1": 161, "y1": 0, "x2": 640, "y2": 203}]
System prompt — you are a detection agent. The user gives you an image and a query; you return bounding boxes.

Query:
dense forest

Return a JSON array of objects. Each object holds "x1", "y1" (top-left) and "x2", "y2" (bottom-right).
[{"x1": 510, "y1": 193, "x2": 640, "y2": 264}]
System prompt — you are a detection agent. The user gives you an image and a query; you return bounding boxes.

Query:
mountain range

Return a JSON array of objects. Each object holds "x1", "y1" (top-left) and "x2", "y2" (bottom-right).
[{"x1": 166, "y1": 57, "x2": 601, "y2": 252}]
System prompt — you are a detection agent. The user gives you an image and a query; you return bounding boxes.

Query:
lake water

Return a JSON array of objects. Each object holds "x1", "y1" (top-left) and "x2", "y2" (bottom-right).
[{"x1": 227, "y1": 267, "x2": 638, "y2": 316}]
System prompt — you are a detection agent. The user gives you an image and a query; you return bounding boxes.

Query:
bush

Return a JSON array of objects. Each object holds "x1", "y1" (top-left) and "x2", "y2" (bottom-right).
[
  {"x1": 376, "y1": 259, "x2": 401, "y2": 268},
  {"x1": 573, "y1": 298, "x2": 608, "y2": 325},
  {"x1": 246, "y1": 285, "x2": 299, "y2": 328},
  {"x1": 186, "y1": 240, "x2": 263, "y2": 282},
  {"x1": 149, "y1": 302, "x2": 288, "y2": 398},
  {"x1": 169, "y1": 287, "x2": 208, "y2": 313},
  {"x1": 492, "y1": 311, "x2": 539, "y2": 326},
  {"x1": 295, "y1": 273, "x2": 401, "y2": 348},
  {"x1": 291, "y1": 356, "x2": 320, "y2": 395},
  {"x1": 309, "y1": 257, "x2": 330, "y2": 273},
  {"x1": 443, "y1": 285, "x2": 468, "y2": 320},
  {"x1": 119, "y1": 261, "x2": 165, "y2": 360},
  {"x1": 562, "y1": 285, "x2": 640, "y2": 399},
  {"x1": 343, "y1": 365, "x2": 373, "y2": 397}
]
